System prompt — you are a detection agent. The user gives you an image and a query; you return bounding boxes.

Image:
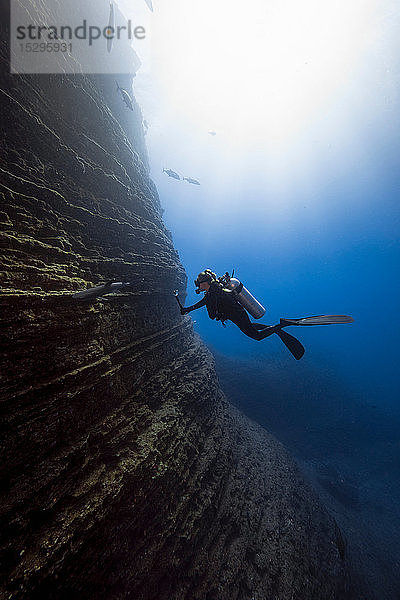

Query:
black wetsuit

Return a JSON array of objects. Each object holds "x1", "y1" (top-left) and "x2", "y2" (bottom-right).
[{"x1": 184, "y1": 281, "x2": 280, "y2": 341}]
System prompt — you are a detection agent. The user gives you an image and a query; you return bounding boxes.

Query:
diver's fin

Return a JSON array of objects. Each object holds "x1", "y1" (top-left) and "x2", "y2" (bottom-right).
[
  {"x1": 276, "y1": 330, "x2": 305, "y2": 360},
  {"x1": 280, "y1": 315, "x2": 354, "y2": 326}
]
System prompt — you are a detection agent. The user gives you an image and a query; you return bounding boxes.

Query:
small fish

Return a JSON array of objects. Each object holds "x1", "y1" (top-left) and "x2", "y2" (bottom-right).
[
  {"x1": 208, "y1": 130, "x2": 216, "y2": 136},
  {"x1": 163, "y1": 168, "x2": 180, "y2": 180},
  {"x1": 183, "y1": 177, "x2": 200, "y2": 185},
  {"x1": 116, "y1": 81, "x2": 134, "y2": 111}
]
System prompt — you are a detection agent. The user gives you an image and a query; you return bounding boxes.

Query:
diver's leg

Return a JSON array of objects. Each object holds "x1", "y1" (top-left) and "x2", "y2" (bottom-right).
[
  {"x1": 251, "y1": 321, "x2": 284, "y2": 338},
  {"x1": 228, "y1": 312, "x2": 304, "y2": 357},
  {"x1": 257, "y1": 324, "x2": 283, "y2": 339},
  {"x1": 229, "y1": 312, "x2": 281, "y2": 340},
  {"x1": 249, "y1": 321, "x2": 304, "y2": 357}
]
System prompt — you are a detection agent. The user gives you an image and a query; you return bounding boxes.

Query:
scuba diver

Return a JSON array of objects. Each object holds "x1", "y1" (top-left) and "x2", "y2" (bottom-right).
[{"x1": 175, "y1": 269, "x2": 353, "y2": 360}]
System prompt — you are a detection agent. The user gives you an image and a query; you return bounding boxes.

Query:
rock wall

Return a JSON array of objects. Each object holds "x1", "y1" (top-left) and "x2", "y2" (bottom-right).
[{"x1": 1, "y1": 4, "x2": 353, "y2": 599}]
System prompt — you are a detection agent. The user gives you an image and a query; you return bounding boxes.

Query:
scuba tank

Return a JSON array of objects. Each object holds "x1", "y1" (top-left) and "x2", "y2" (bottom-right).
[{"x1": 219, "y1": 272, "x2": 266, "y2": 319}]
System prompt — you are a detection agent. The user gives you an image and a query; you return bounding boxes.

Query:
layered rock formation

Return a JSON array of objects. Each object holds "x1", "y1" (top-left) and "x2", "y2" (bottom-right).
[{"x1": 1, "y1": 5, "x2": 352, "y2": 599}]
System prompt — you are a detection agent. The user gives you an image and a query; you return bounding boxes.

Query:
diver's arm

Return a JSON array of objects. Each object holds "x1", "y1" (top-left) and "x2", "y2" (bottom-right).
[{"x1": 181, "y1": 296, "x2": 207, "y2": 314}]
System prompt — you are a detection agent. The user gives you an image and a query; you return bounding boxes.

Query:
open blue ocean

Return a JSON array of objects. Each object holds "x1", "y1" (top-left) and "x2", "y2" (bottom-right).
[{"x1": 130, "y1": 0, "x2": 400, "y2": 597}]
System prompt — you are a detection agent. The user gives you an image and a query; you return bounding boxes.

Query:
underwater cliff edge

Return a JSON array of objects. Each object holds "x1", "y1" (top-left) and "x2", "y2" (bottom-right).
[{"x1": 1, "y1": 4, "x2": 353, "y2": 599}]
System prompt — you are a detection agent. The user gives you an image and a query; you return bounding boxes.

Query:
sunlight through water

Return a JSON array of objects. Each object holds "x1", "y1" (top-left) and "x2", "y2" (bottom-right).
[{"x1": 147, "y1": 0, "x2": 379, "y2": 147}]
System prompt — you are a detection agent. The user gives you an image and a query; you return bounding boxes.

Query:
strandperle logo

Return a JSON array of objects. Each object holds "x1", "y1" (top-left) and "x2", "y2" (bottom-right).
[
  {"x1": 11, "y1": 0, "x2": 150, "y2": 74},
  {"x1": 15, "y1": 20, "x2": 146, "y2": 47}
]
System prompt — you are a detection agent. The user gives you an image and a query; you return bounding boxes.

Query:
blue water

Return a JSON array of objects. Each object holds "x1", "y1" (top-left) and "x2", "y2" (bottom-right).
[
  {"x1": 157, "y1": 147, "x2": 400, "y2": 413},
  {"x1": 132, "y1": 2, "x2": 400, "y2": 595}
]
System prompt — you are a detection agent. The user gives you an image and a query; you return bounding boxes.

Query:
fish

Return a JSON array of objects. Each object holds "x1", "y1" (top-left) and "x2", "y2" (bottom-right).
[
  {"x1": 183, "y1": 177, "x2": 200, "y2": 185},
  {"x1": 163, "y1": 168, "x2": 180, "y2": 180},
  {"x1": 72, "y1": 281, "x2": 128, "y2": 300},
  {"x1": 116, "y1": 81, "x2": 134, "y2": 111},
  {"x1": 107, "y1": 2, "x2": 115, "y2": 53}
]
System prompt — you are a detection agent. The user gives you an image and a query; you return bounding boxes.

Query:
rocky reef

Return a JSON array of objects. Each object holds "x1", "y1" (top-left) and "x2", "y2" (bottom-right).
[{"x1": 1, "y1": 4, "x2": 352, "y2": 599}]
